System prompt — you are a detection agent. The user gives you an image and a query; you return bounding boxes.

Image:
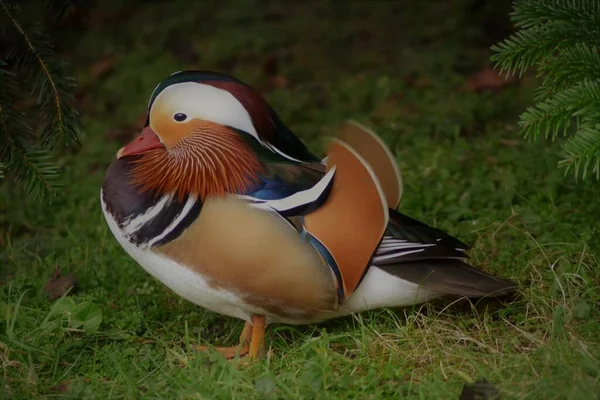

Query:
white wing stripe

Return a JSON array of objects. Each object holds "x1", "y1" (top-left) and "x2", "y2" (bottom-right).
[
  {"x1": 377, "y1": 243, "x2": 435, "y2": 251},
  {"x1": 238, "y1": 166, "x2": 336, "y2": 213},
  {"x1": 379, "y1": 241, "x2": 414, "y2": 248},
  {"x1": 263, "y1": 142, "x2": 306, "y2": 163},
  {"x1": 372, "y1": 248, "x2": 426, "y2": 262}
]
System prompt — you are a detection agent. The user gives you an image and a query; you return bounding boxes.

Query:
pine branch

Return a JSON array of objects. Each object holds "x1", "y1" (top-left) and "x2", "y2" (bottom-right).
[
  {"x1": 0, "y1": 140, "x2": 62, "y2": 200},
  {"x1": 0, "y1": 68, "x2": 62, "y2": 199},
  {"x1": 491, "y1": 22, "x2": 600, "y2": 77},
  {"x1": 511, "y1": 0, "x2": 600, "y2": 29},
  {"x1": 492, "y1": 0, "x2": 600, "y2": 180},
  {"x1": 520, "y1": 79, "x2": 600, "y2": 140},
  {"x1": 1, "y1": 0, "x2": 80, "y2": 148},
  {"x1": 0, "y1": 0, "x2": 81, "y2": 200},
  {"x1": 534, "y1": 44, "x2": 600, "y2": 101},
  {"x1": 560, "y1": 122, "x2": 600, "y2": 179}
]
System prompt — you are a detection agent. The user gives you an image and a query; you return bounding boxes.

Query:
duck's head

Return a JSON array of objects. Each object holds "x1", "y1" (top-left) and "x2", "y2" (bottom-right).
[
  {"x1": 117, "y1": 71, "x2": 313, "y2": 201},
  {"x1": 119, "y1": 70, "x2": 317, "y2": 158},
  {"x1": 119, "y1": 72, "x2": 260, "y2": 157}
]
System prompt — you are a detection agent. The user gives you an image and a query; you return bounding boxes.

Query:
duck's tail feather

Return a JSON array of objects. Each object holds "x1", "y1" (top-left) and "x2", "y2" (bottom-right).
[{"x1": 377, "y1": 259, "x2": 517, "y2": 298}]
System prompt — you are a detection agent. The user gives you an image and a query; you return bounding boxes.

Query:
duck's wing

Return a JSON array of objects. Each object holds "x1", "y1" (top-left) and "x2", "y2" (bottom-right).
[
  {"x1": 302, "y1": 139, "x2": 389, "y2": 297},
  {"x1": 336, "y1": 120, "x2": 403, "y2": 210},
  {"x1": 371, "y1": 211, "x2": 516, "y2": 298},
  {"x1": 371, "y1": 209, "x2": 471, "y2": 265},
  {"x1": 239, "y1": 132, "x2": 515, "y2": 301},
  {"x1": 239, "y1": 138, "x2": 389, "y2": 299}
]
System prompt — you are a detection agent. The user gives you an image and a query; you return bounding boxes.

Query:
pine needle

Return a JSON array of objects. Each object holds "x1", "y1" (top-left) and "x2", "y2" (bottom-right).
[{"x1": 491, "y1": 0, "x2": 600, "y2": 180}]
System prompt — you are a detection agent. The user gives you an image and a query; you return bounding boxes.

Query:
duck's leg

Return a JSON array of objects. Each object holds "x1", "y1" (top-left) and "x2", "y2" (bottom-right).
[
  {"x1": 248, "y1": 315, "x2": 266, "y2": 359},
  {"x1": 194, "y1": 321, "x2": 252, "y2": 358}
]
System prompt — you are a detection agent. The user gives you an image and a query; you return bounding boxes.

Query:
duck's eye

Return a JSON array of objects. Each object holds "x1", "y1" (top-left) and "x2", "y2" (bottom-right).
[{"x1": 173, "y1": 112, "x2": 188, "y2": 122}]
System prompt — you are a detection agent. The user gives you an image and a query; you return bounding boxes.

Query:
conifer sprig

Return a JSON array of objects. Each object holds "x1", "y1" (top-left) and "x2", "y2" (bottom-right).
[
  {"x1": 492, "y1": 0, "x2": 600, "y2": 179},
  {"x1": 0, "y1": 0, "x2": 84, "y2": 200},
  {"x1": 0, "y1": 63, "x2": 63, "y2": 199}
]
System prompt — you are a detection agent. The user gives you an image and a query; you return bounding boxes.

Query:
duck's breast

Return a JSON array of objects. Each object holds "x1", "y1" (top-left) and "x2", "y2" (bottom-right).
[{"x1": 101, "y1": 158, "x2": 254, "y2": 320}]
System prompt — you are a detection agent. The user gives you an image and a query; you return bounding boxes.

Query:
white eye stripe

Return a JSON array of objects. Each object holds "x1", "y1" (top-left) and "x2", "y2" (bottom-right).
[{"x1": 153, "y1": 82, "x2": 258, "y2": 137}]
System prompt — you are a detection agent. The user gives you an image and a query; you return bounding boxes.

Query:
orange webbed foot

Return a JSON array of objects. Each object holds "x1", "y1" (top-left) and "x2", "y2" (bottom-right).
[
  {"x1": 193, "y1": 320, "x2": 252, "y2": 359},
  {"x1": 193, "y1": 315, "x2": 266, "y2": 362}
]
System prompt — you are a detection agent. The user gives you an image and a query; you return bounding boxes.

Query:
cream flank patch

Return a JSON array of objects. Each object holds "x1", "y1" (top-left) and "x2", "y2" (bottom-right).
[{"x1": 153, "y1": 195, "x2": 339, "y2": 315}]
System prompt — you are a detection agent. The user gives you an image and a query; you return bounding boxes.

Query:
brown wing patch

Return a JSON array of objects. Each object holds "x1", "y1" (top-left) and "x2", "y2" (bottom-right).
[
  {"x1": 154, "y1": 196, "x2": 339, "y2": 314},
  {"x1": 337, "y1": 120, "x2": 403, "y2": 209},
  {"x1": 304, "y1": 139, "x2": 389, "y2": 297}
]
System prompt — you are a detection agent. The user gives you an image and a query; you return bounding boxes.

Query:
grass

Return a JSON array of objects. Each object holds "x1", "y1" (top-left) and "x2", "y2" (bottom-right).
[{"x1": 1, "y1": 0, "x2": 599, "y2": 398}]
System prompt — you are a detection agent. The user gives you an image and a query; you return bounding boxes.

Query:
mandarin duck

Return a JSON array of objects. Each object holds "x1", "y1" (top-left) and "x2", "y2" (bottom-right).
[{"x1": 101, "y1": 71, "x2": 516, "y2": 360}]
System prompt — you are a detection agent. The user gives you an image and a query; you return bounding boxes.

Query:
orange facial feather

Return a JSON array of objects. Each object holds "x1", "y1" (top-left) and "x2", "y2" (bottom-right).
[{"x1": 129, "y1": 122, "x2": 263, "y2": 201}]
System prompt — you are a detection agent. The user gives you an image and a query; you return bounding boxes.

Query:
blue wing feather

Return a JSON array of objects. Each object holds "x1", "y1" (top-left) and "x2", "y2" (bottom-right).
[{"x1": 246, "y1": 174, "x2": 308, "y2": 200}]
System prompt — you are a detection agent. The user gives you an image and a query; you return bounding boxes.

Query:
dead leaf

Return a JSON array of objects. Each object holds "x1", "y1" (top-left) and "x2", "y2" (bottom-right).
[
  {"x1": 459, "y1": 378, "x2": 500, "y2": 400},
  {"x1": 51, "y1": 380, "x2": 71, "y2": 393},
  {"x1": 464, "y1": 65, "x2": 515, "y2": 92},
  {"x1": 269, "y1": 75, "x2": 288, "y2": 89},
  {"x1": 90, "y1": 54, "x2": 118, "y2": 79},
  {"x1": 499, "y1": 138, "x2": 521, "y2": 147},
  {"x1": 261, "y1": 55, "x2": 289, "y2": 90},
  {"x1": 373, "y1": 98, "x2": 399, "y2": 119},
  {"x1": 486, "y1": 156, "x2": 499, "y2": 166},
  {"x1": 262, "y1": 55, "x2": 279, "y2": 77},
  {"x1": 403, "y1": 73, "x2": 431, "y2": 88},
  {"x1": 43, "y1": 267, "x2": 77, "y2": 300}
]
